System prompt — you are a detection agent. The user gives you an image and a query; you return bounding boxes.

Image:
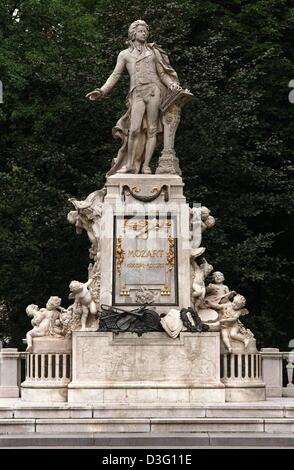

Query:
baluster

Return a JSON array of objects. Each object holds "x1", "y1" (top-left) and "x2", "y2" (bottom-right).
[
  {"x1": 30, "y1": 354, "x2": 34, "y2": 380},
  {"x1": 62, "y1": 354, "x2": 67, "y2": 380},
  {"x1": 35, "y1": 354, "x2": 40, "y2": 380},
  {"x1": 41, "y1": 354, "x2": 45, "y2": 380},
  {"x1": 286, "y1": 355, "x2": 294, "y2": 388},
  {"x1": 245, "y1": 354, "x2": 249, "y2": 379},
  {"x1": 238, "y1": 354, "x2": 242, "y2": 379},
  {"x1": 48, "y1": 354, "x2": 52, "y2": 380},
  {"x1": 251, "y1": 354, "x2": 254, "y2": 379},
  {"x1": 223, "y1": 354, "x2": 227, "y2": 379},
  {"x1": 230, "y1": 354, "x2": 235, "y2": 379},
  {"x1": 56, "y1": 354, "x2": 60, "y2": 380},
  {"x1": 68, "y1": 355, "x2": 72, "y2": 379},
  {"x1": 26, "y1": 355, "x2": 30, "y2": 380}
]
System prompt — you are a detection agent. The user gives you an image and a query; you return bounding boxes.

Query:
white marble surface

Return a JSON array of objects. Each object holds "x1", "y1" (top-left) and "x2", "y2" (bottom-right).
[
  {"x1": 261, "y1": 348, "x2": 283, "y2": 397},
  {"x1": 0, "y1": 349, "x2": 20, "y2": 398},
  {"x1": 68, "y1": 331, "x2": 225, "y2": 403},
  {"x1": 100, "y1": 174, "x2": 191, "y2": 311}
]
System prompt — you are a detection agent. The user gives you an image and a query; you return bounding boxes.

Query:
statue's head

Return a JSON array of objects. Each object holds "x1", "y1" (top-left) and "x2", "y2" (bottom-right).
[
  {"x1": 232, "y1": 294, "x2": 246, "y2": 310},
  {"x1": 67, "y1": 210, "x2": 78, "y2": 225},
  {"x1": 26, "y1": 304, "x2": 39, "y2": 317},
  {"x1": 128, "y1": 20, "x2": 149, "y2": 44},
  {"x1": 46, "y1": 296, "x2": 62, "y2": 310},
  {"x1": 200, "y1": 206, "x2": 210, "y2": 220},
  {"x1": 212, "y1": 271, "x2": 225, "y2": 284},
  {"x1": 69, "y1": 280, "x2": 83, "y2": 293}
]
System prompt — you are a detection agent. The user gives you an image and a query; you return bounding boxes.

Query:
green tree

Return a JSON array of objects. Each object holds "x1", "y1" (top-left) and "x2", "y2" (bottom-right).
[{"x1": 0, "y1": 0, "x2": 293, "y2": 349}]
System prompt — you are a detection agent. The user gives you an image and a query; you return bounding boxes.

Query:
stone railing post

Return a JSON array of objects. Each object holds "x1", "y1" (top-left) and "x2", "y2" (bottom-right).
[
  {"x1": 283, "y1": 352, "x2": 294, "y2": 397},
  {"x1": 261, "y1": 348, "x2": 283, "y2": 397},
  {"x1": 0, "y1": 348, "x2": 21, "y2": 398}
]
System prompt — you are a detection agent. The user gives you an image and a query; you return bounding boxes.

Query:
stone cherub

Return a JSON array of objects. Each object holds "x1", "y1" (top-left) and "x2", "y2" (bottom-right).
[
  {"x1": 206, "y1": 294, "x2": 252, "y2": 353},
  {"x1": 67, "y1": 188, "x2": 106, "y2": 261},
  {"x1": 190, "y1": 248, "x2": 214, "y2": 312},
  {"x1": 86, "y1": 19, "x2": 184, "y2": 175},
  {"x1": 205, "y1": 271, "x2": 230, "y2": 303},
  {"x1": 190, "y1": 206, "x2": 215, "y2": 249},
  {"x1": 25, "y1": 296, "x2": 66, "y2": 352},
  {"x1": 69, "y1": 275, "x2": 99, "y2": 331},
  {"x1": 197, "y1": 271, "x2": 233, "y2": 323}
]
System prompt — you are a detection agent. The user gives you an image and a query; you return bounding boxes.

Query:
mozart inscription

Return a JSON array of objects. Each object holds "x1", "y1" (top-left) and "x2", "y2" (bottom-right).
[{"x1": 113, "y1": 215, "x2": 178, "y2": 305}]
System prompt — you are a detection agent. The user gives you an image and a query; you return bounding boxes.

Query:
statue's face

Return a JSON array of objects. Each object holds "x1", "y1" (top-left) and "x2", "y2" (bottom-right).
[
  {"x1": 70, "y1": 281, "x2": 82, "y2": 293},
  {"x1": 233, "y1": 296, "x2": 246, "y2": 309},
  {"x1": 135, "y1": 25, "x2": 148, "y2": 42},
  {"x1": 201, "y1": 207, "x2": 210, "y2": 220},
  {"x1": 46, "y1": 296, "x2": 61, "y2": 309},
  {"x1": 213, "y1": 272, "x2": 224, "y2": 284}
]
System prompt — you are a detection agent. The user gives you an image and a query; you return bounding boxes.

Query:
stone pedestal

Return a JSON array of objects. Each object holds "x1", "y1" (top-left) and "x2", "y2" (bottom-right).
[
  {"x1": 0, "y1": 349, "x2": 20, "y2": 398},
  {"x1": 100, "y1": 174, "x2": 191, "y2": 312},
  {"x1": 221, "y1": 340, "x2": 266, "y2": 402},
  {"x1": 68, "y1": 331, "x2": 225, "y2": 403},
  {"x1": 261, "y1": 348, "x2": 283, "y2": 397},
  {"x1": 21, "y1": 338, "x2": 72, "y2": 402}
]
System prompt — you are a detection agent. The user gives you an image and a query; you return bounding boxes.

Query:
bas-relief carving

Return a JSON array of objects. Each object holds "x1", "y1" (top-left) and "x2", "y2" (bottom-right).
[
  {"x1": 86, "y1": 20, "x2": 193, "y2": 176},
  {"x1": 75, "y1": 334, "x2": 217, "y2": 382},
  {"x1": 135, "y1": 287, "x2": 155, "y2": 304}
]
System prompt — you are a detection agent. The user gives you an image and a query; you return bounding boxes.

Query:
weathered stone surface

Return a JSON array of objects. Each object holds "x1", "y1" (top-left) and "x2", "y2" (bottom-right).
[
  {"x1": 0, "y1": 349, "x2": 20, "y2": 398},
  {"x1": 68, "y1": 331, "x2": 225, "y2": 403},
  {"x1": 31, "y1": 337, "x2": 72, "y2": 354},
  {"x1": 21, "y1": 387, "x2": 68, "y2": 403},
  {"x1": 100, "y1": 174, "x2": 190, "y2": 312}
]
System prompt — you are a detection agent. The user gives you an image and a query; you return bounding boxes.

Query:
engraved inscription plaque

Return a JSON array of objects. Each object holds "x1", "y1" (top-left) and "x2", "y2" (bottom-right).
[{"x1": 113, "y1": 214, "x2": 178, "y2": 305}]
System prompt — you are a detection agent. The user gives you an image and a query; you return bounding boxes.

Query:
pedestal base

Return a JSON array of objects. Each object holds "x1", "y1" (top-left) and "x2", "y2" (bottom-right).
[
  {"x1": 21, "y1": 385, "x2": 68, "y2": 403},
  {"x1": 225, "y1": 387, "x2": 266, "y2": 402},
  {"x1": 0, "y1": 387, "x2": 19, "y2": 398},
  {"x1": 68, "y1": 331, "x2": 225, "y2": 404}
]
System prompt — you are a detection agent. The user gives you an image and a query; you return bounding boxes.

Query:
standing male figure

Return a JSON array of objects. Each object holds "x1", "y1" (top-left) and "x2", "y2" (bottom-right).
[{"x1": 86, "y1": 20, "x2": 182, "y2": 175}]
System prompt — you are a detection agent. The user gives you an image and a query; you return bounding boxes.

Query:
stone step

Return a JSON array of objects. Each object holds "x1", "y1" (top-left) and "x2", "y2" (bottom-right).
[
  {"x1": 1, "y1": 417, "x2": 294, "y2": 434},
  {"x1": 1, "y1": 403, "x2": 294, "y2": 419},
  {"x1": 0, "y1": 433, "x2": 294, "y2": 448}
]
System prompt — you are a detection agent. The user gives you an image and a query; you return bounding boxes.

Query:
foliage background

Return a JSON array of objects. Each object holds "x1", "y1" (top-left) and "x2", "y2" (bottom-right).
[{"x1": 0, "y1": 0, "x2": 293, "y2": 349}]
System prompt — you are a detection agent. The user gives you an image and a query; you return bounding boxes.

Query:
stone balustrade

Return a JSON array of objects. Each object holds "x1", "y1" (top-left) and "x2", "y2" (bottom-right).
[
  {"x1": 24, "y1": 353, "x2": 71, "y2": 383},
  {"x1": 221, "y1": 352, "x2": 262, "y2": 382},
  {"x1": 220, "y1": 351, "x2": 265, "y2": 401},
  {"x1": 1, "y1": 343, "x2": 294, "y2": 402},
  {"x1": 21, "y1": 352, "x2": 72, "y2": 402}
]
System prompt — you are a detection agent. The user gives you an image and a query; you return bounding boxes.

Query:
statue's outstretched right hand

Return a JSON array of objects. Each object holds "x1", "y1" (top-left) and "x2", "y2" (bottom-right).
[{"x1": 86, "y1": 89, "x2": 104, "y2": 101}]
